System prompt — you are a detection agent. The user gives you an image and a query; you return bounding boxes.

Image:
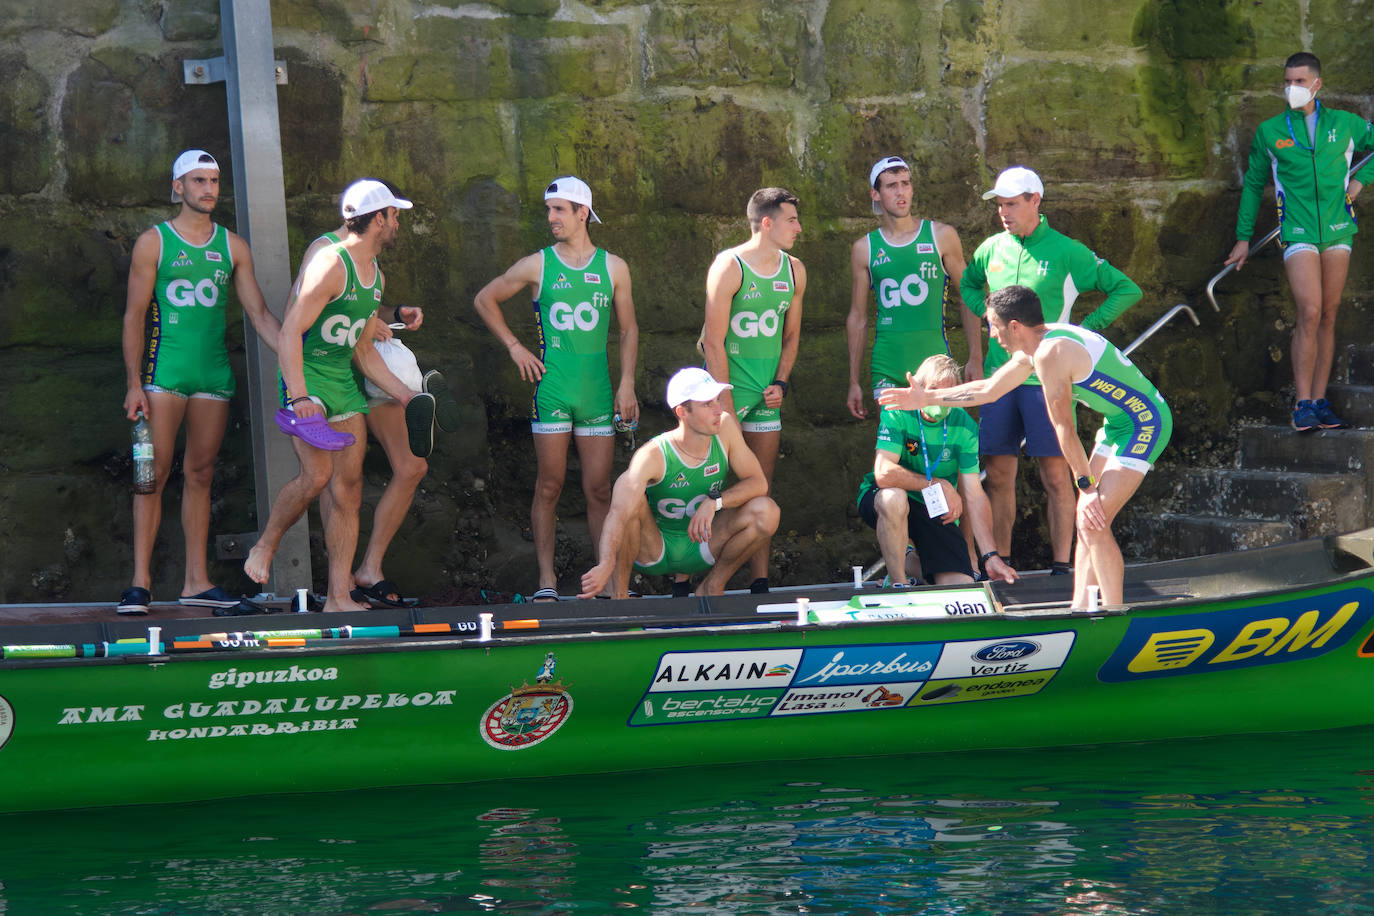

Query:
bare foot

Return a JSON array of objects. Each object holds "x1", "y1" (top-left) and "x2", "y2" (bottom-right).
[
  {"x1": 244, "y1": 543, "x2": 275, "y2": 585},
  {"x1": 323, "y1": 598, "x2": 371, "y2": 612}
]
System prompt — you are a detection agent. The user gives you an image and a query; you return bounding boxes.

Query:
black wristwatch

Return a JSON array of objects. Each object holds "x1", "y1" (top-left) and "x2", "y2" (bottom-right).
[
  {"x1": 1076, "y1": 474, "x2": 1095, "y2": 490},
  {"x1": 978, "y1": 550, "x2": 999, "y2": 573},
  {"x1": 772, "y1": 378, "x2": 789, "y2": 396}
]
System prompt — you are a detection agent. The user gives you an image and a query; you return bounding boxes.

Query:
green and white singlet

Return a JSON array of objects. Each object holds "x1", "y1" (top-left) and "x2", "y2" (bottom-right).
[
  {"x1": 723, "y1": 251, "x2": 794, "y2": 430},
  {"x1": 142, "y1": 221, "x2": 236, "y2": 399},
  {"x1": 636, "y1": 433, "x2": 729, "y2": 576},
  {"x1": 531, "y1": 246, "x2": 615, "y2": 435},
  {"x1": 282, "y1": 242, "x2": 382, "y2": 419},
  {"x1": 866, "y1": 221, "x2": 950, "y2": 390},
  {"x1": 1040, "y1": 323, "x2": 1171, "y2": 470}
]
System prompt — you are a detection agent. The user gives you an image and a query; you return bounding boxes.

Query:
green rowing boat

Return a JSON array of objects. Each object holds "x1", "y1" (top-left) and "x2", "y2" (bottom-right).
[{"x1": 2, "y1": 528, "x2": 1373, "y2": 813}]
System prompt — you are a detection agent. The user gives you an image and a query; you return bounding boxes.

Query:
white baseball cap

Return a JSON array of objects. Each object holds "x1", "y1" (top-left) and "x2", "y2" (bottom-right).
[
  {"x1": 982, "y1": 166, "x2": 1044, "y2": 201},
  {"x1": 171, "y1": 149, "x2": 219, "y2": 202},
  {"x1": 544, "y1": 176, "x2": 601, "y2": 224},
  {"x1": 666, "y1": 367, "x2": 732, "y2": 408},
  {"x1": 868, "y1": 156, "x2": 911, "y2": 214},
  {"x1": 341, "y1": 179, "x2": 413, "y2": 219}
]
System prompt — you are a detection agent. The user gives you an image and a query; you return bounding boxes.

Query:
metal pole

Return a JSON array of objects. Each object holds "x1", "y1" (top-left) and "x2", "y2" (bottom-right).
[{"x1": 220, "y1": 0, "x2": 312, "y2": 596}]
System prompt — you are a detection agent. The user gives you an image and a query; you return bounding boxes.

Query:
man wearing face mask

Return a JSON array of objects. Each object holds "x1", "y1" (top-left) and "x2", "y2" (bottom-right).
[{"x1": 1226, "y1": 52, "x2": 1374, "y2": 433}]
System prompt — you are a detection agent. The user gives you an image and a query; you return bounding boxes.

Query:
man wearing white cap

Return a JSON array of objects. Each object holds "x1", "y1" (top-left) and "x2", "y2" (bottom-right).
[
  {"x1": 117, "y1": 149, "x2": 282, "y2": 615},
  {"x1": 473, "y1": 176, "x2": 640, "y2": 601},
  {"x1": 960, "y1": 166, "x2": 1140, "y2": 576},
  {"x1": 245, "y1": 179, "x2": 435, "y2": 612},
  {"x1": 846, "y1": 156, "x2": 982, "y2": 420},
  {"x1": 578, "y1": 368, "x2": 778, "y2": 599},
  {"x1": 701, "y1": 187, "x2": 807, "y2": 593}
]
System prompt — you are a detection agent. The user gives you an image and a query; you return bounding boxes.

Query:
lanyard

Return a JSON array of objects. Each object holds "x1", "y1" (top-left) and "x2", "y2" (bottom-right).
[
  {"x1": 1285, "y1": 100, "x2": 1322, "y2": 152},
  {"x1": 916, "y1": 414, "x2": 949, "y2": 482}
]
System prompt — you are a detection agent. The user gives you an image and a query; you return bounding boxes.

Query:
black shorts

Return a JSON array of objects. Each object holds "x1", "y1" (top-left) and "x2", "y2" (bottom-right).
[{"x1": 858, "y1": 487, "x2": 975, "y2": 579}]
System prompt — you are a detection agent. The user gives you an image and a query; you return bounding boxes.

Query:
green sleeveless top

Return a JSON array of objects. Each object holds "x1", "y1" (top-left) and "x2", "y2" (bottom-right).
[
  {"x1": 723, "y1": 251, "x2": 794, "y2": 392},
  {"x1": 867, "y1": 221, "x2": 950, "y2": 386},
  {"x1": 533, "y1": 247, "x2": 614, "y2": 359},
  {"x1": 301, "y1": 242, "x2": 382, "y2": 369},
  {"x1": 1039, "y1": 324, "x2": 1168, "y2": 425},
  {"x1": 145, "y1": 221, "x2": 235, "y2": 385},
  {"x1": 643, "y1": 434, "x2": 729, "y2": 534}
]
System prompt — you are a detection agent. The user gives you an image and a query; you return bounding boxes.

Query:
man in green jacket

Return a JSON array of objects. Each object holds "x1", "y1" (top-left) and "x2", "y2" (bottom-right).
[
  {"x1": 961, "y1": 166, "x2": 1140, "y2": 575},
  {"x1": 1225, "y1": 52, "x2": 1374, "y2": 433}
]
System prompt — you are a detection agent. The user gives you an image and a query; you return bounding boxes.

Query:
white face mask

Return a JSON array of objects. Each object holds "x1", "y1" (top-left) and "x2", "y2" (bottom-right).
[{"x1": 1285, "y1": 84, "x2": 1315, "y2": 109}]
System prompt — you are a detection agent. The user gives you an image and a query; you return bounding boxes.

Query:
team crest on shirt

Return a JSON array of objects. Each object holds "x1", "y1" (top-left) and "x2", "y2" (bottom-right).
[
  {"x1": 916, "y1": 243, "x2": 934, "y2": 254},
  {"x1": 743, "y1": 281, "x2": 761, "y2": 300},
  {"x1": 773, "y1": 280, "x2": 790, "y2": 292},
  {"x1": 668, "y1": 472, "x2": 690, "y2": 489},
  {"x1": 553, "y1": 273, "x2": 572, "y2": 290},
  {"x1": 171, "y1": 250, "x2": 193, "y2": 268},
  {"x1": 583, "y1": 272, "x2": 601, "y2": 284},
  {"x1": 873, "y1": 247, "x2": 891, "y2": 266},
  {"x1": 373, "y1": 289, "x2": 383, "y2": 301},
  {"x1": 704, "y1": 462, "x2": 720, "y2": 477},
  {"x1": 205, "y1": 250, "x2": 223, "y2": 262}
]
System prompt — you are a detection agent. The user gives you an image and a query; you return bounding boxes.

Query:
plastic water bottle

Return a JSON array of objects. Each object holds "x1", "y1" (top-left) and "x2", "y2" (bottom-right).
[{"x1": 132, "y1": 410, "x2": 155, "y2": 495}]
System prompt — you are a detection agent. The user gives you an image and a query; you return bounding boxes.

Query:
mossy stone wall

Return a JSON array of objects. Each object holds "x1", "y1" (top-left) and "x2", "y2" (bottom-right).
[{"x1": 2, "y1": 0, "x2": 1372, "y2": 601}]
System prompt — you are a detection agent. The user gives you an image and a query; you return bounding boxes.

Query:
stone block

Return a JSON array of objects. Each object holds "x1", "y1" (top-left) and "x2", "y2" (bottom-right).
[
  {"x1": 646, "y1": 2, "x2": 812, "y2": 89},
  {"x1": 365, "y1": 18, "x2": 631, "y2": 103},
  {"x1": 271, "y1": 0, "x2": 354, "y2": 34},
  {"x1": 352, "y1": 101, "x2": 508, "y2": 207},
  {"x1": 159, "y1": 1, "x2": 220, "y2": 42},
  {"x1": 278, "y1": 53, "x2": 346, "y2": 196},
  {"x1": 0, "y1": 51, "x2": 52, "y2": 194},
  {"x1": 1006, "y1": 0, "x2": 1139, "y2": 50},
  {"x1": 1159, "y1": 189, "x2": 1239, "y2": 293},
  {"x1": 0, "y1": 0, "x2": 117, "y2": 37},
  {"x1": 985, "y1": 61, "x2": 1206, "y2": 180},
  {"x1": 1311, "y1": 0, "x2": 1374, "y2": 95},
  {"x1": 822, "y1": 0, "x2": 938, "y2": 97}
]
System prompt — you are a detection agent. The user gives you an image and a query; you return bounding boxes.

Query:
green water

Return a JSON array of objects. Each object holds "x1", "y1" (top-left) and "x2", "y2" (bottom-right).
[{"x1": 4, "y1": 728, "x2": 1373, "y2": 914}]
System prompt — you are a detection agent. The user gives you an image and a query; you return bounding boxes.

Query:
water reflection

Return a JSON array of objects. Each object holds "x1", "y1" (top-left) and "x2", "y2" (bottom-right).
[{"x1": 0, "y1": 728, "x2": 1371, "y2": 914}]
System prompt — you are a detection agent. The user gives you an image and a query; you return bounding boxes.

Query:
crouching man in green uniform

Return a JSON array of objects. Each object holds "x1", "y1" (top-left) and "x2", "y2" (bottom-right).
[
  {"x1": 881, "y1": 286, "x2": 1170, "y2": 610},
  {"x1": 579, "y1": 368, "x2": 779, "y2": 599}
]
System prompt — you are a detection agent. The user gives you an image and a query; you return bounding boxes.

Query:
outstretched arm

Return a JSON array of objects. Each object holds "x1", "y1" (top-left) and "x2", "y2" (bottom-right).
[{"x1": 877, "y1": 352, "x2": 1035, "y2": 412}]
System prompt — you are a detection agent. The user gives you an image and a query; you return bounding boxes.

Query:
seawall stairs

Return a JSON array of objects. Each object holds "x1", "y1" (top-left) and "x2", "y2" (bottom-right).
[{"x1": 1121, "y1": 344, "x2": 1374, "y2": 561}]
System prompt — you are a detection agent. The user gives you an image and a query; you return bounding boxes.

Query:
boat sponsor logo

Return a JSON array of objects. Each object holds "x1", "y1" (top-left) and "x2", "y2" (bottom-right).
[
  {"x1": 1098, "y1": 588, "x2": 1374, "y2": 682},
  {"x1": 481, "y1": 652, "x2": 574, "y2": 751},
  {"x1": 911, "y1": 670, "x2": 1053, "y2": 705},
  {"x1": 631, "y1": 690, "x2": 782, "y2": 724},
  {"x1": 209, "y1": 665, "x2": 339, "y2": 689},
  {"x1": 0, "y1": 695, "x2": 11, "y2": 751},
  {"x1": 648, "y1": 649, "x2": 802, "y2": 692},
  {"x1": 792, "y1": 644, "x2": 939, "y2": 686},
  {"x1": 931, "y1": 632, "x2": 1076, "y2": 680},
  {"x1": 772, "y1": 682, "x2": 923, "y2": 715}
]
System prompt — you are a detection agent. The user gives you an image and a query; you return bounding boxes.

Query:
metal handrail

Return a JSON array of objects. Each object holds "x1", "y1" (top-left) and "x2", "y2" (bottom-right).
[
  {"x1": 1123, "y1": 303, "x2": 1200, "y2": 356},
  {"x1": 1205, "y1": 150, "x2": 1374, "y2": 311}
]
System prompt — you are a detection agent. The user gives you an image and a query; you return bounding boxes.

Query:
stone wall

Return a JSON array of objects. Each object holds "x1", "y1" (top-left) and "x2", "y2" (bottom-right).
[{"x1": 2, "y1": 0, "x2": 1372, "y2": 601}]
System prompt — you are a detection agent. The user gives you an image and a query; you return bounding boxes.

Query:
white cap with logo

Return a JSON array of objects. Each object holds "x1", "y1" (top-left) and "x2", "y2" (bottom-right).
[
  {"x1": 171, "y1": 149, "x2": 219, "y2": 203},
  {"x1": 544, "y1": 176, "x2": 601, "y2": 224},
  {"x1": 341, "y1": 179, "x2": 413, "y2": 219},
  {"x1": 666, "y1": 367, "x2": 732, "y2": 408},
  {"x1": 868, "y1": 155, "x2": 911, "y2": 215},
  {"x1": 981, "y1": 166, "x2": 1044, "y2": 201}
]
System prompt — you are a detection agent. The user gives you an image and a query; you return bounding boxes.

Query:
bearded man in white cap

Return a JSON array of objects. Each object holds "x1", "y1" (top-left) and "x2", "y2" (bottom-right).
[
  {"x1": 960, "y1": 165, "x2": 1141, "y2": 578},
  {"x1": 118, "y1": 149, "x2": 282, "y2": 615},
  {"x1": 244, "y1": 179, "x2": 434, "y2": 611},
  {"x1": 845, "y1": 155, "x2": 981, "y2": 421},
  {"x1": 579, "y1": 368, "x2": 778, "y2": 599},
  {"x1": 473, "y1": 176, "x2": 640, "y2": 601}
]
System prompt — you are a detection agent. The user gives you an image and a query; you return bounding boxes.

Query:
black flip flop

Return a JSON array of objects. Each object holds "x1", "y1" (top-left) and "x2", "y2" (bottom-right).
[
  {"x1": 423, "y1": 370, "x2": 461, "y2": 433},
  {"x1": 405, "y1": 393, "x2": 436, "y2": 458},
  {"x1": 351, "y1": 580, "x2": 420, "y2": 608}
]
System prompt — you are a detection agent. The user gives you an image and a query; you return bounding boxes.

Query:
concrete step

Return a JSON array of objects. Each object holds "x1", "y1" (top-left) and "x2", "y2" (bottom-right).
[
  {"x1": 1178, "y1": 468, "x2": 1366, "y2": 534},
  {"x1": 1237, "y1": 424, "x2": 1374, "y2": 479},
  {"x1": 1119, "y1": 512, "x2": 1295, "y2": 562},
  {"x1": 1342, "y1": 344, "x2": 1374, "y2": 386},
  {"x1": 1326, "y1": 384, "x2": 1374, "y2": 428}
]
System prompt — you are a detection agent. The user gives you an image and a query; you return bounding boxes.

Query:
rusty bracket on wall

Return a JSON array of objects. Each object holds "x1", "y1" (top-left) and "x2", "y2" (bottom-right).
[{"x1": 184, "y1": 57, "x2": 288, "y2": 85}]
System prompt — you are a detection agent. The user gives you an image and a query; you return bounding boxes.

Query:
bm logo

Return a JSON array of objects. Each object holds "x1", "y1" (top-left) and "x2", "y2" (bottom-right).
[{"x1": 1097, "y1": 589, "x2": 1374, "y2": 682}]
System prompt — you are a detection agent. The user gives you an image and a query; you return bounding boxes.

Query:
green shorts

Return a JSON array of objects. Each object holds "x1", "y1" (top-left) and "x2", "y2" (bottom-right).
[
  {"x1": 144, "y1": 350, "x2": 234, "y2": 400},
  {"x1": 280, "y1": 362, "x2": 368, "y2": 422},
  {"x1": 635, "y1": 527, "x2": 716, "y2": 576},
  {"x1": 531, "y1": 355, "x2": 613, "y2": 436},
  {"x1": 731, "y1": 386, "x2": 781, "y2": 433},
  {"x1": 1092, "y1": 397, "x2": 1172, "y2": 473}
]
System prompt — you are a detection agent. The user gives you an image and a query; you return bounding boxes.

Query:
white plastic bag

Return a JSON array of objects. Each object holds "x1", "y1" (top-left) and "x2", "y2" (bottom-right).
[{"x1": 364, "y1": 338, "x2": 423, "y2": 400}]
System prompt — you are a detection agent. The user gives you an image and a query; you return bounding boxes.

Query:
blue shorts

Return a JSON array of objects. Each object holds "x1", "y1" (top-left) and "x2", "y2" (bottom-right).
[{"x1": 978, "y1": 384, "x2": 1063, "y2": 458}]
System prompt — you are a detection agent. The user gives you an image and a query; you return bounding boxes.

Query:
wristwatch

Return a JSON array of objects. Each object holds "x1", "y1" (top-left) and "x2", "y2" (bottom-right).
[
  {"x1": 714, "y1": 496, "x2": 724, "y2": 511},
  {"x1": 1076, "y1": 474, "x2": 1095, "y2": 490}
]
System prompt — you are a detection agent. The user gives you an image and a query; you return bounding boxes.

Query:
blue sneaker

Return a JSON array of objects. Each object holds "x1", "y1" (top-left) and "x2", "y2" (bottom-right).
[
  {"x1": 1312, "y1": 398, "x2": 1350, "y2": 430},
  {"x1": 1292, "y1": 400, "x2": 1319, "y2": 434}
]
